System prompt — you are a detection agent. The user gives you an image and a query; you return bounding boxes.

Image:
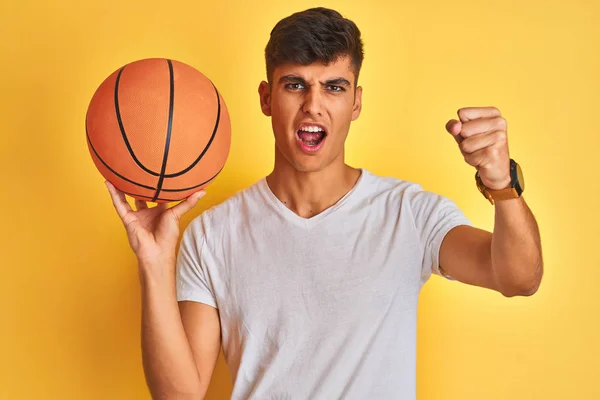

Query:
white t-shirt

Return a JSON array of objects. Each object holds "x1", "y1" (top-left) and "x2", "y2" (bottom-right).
[{"x1": 176, "y1": 169, "x2": 472, "y2": 399}]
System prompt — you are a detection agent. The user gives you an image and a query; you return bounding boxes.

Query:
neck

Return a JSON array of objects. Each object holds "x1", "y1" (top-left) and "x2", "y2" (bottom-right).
[{"x1": 266, "y1": 150, "x2": 361, "y2": 219}]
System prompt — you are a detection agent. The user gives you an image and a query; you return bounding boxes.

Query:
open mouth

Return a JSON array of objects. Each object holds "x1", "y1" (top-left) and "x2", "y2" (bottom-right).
[{"x1": 296, "y1": 126, "x2": 327, "y2": 148}]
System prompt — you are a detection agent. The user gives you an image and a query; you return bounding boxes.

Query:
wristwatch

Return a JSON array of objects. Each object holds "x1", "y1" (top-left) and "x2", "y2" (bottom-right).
[{"x1": 475, "y1": 159, "x2": 525, "y2": 205}]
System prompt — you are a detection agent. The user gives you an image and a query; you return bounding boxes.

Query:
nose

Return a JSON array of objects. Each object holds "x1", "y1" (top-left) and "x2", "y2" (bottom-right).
[{"x1": 301, "y1": 87, "x2": 323, "y2": 116}]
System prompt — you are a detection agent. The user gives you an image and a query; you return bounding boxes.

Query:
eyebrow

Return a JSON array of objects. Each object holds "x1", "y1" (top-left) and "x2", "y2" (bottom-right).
[{"x1": 278, "y1": 75, "x2": 352, "y2": 88}]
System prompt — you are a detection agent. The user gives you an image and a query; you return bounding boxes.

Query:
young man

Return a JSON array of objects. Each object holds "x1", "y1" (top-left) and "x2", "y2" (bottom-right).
[{"x1": 106, "y1": 7, "x2": 543, "y2": 400}]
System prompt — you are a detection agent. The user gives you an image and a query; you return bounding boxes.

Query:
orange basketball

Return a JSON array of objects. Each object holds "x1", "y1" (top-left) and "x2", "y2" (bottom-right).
[{"x1": 86, "y1": 58, "x2": 231, "y2": 203}]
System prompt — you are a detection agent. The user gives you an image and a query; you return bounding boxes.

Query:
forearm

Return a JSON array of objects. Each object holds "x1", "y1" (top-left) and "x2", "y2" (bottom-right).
[
  {"x1": 491, "y1": 196, "x2": 543, "y2": 296},
  {"x1": 139, "y1": 261, "x2": 202, "y2": 399}
]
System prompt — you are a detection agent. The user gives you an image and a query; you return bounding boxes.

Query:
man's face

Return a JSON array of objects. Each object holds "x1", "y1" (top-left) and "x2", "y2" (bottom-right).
[{"x1": 258, "y1": 55, "x2": 362, "y2": 173}]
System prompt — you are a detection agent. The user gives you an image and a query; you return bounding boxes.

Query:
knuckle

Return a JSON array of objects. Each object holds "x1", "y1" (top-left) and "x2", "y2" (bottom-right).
[
  {"x1": 459, "y1": 141, "x2": 470, "y2": 154},
  {"x1": 496, "y1": 130, "x2": 507, "y2": 143},
  {"x1": 495, "y1": 116, "x2": 507, "y2": 129}
]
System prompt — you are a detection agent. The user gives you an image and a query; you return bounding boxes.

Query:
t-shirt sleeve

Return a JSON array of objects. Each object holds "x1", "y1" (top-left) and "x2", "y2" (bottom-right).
[
  {"x1": 175, "y1": 220, "x2": 218, "y2": 308},
  {"x1": 407, "y1": 185, "x2": 473, "y2": 283}
]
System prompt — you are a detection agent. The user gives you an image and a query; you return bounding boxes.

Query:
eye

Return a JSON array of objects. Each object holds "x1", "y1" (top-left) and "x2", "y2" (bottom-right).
[
  {"x1": 285, "y1": 83, "x2": 305, "y2": 90},
  {"x1": 327, "y1": 85, "x2": 345, "y2": 92}
]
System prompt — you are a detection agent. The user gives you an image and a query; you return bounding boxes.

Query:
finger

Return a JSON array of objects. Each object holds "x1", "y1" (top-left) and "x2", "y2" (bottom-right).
[
  {"x1": 460, "y1": 117, "x2": 507, "y2": 138},
  {"x1": 459, "y1": 130, "x2": 506, "y2": 155},
  {"x1": 134, "y1": 199, "x2": 149, "y2": 211},
  {"x1": 171, "y1": 190, "x2": 206, "y2": 220},
  {"x1": 463, "y1": 145, "x2": 504, "y2": 168},
  {"x1": 457, "y1": 106, "x2": 501, "y2": 123},
  {"x1": 445, "y1": 119, "x2": 463, "y2": 144},
  {"x1": 105, "y1": 181, "x2": 133, "y2": 219},
  {"x1": 156, "y1": 201, "x2": 169, "y2": 212}
]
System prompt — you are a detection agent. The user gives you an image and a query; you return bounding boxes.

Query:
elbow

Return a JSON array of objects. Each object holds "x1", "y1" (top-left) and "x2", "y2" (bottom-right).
[
  {"x1": 500, "y1": 261, "x2": 544, "y2": 298},
  {"x1": 502, "y1": 281, "x2": 539, "y2": 298}
]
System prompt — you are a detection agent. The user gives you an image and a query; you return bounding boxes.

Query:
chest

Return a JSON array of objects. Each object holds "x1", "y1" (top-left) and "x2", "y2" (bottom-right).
[{"x1": 208, "y1": 213, "x2": 424, "y2": 336}]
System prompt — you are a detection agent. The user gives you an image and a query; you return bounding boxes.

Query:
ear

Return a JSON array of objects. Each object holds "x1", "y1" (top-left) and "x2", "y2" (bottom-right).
[
  {"x1": 258, "y1": 81, "x2": 272, "y2": 117},
  {"x1": 351, "y1": 86, "x2": 363, "y2": 121}
]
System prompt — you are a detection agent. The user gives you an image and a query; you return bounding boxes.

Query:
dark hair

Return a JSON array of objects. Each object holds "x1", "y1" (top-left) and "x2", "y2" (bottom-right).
[{"x1": 264, "y1": 7, "x2": 364, "y2": 85}]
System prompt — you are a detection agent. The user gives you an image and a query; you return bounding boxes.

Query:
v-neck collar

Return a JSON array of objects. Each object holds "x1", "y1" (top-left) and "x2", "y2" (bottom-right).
[{"x1": 260, "y1": 169, "x2": 367, "y2": 229}]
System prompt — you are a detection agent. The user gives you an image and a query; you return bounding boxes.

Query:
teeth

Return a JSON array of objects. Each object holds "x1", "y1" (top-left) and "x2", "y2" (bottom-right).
[{"x1": 299, "y1": 126, "x2": 324, "y2": 133}]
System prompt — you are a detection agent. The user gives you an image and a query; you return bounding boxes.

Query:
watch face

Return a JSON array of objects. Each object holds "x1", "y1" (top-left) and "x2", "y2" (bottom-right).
[
  {"x1": 517, "y1": 164, "x2": 524, "y2": 191},
  {"x1": 512, "y1": 160, "x2": 525, "y2": 194}
]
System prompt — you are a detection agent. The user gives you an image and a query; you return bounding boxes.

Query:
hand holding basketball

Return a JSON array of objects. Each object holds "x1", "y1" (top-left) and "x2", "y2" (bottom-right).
[
  {"x1": 105, "y1": 180, "x2": 205, "y2": 266},
  {"x1": 88, "y1": 58, "x2": 230, "y2": 268}
]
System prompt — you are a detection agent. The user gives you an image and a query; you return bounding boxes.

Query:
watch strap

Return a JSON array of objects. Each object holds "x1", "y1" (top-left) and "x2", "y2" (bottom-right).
[
  {"x1": 476, "y1": 159, "x2": 523, "y2": 205},
  {"x1": 487, "y1": 187, "x2": 519, "y2": 201}
]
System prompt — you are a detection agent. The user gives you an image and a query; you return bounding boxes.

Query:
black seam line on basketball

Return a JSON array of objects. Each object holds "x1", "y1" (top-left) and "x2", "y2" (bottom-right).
[
  {"x1": 122, "y1": 191, "x2": 180, "y2": 202},
  {"x1": 151, "y1": 59, "x2": 175, "y2": 202},
  {"x1": 86, "y1": 124, "x2": 157, "y2": 190},
  {"x1": 114, "y1": 67, "x2": 160, "y2": 177},
  {"x1": 161, "y1": 167, "x2": 223, "y2": 192},
  {"x1": 163, "y1": 81, "x2": 222, "y2": 178}
]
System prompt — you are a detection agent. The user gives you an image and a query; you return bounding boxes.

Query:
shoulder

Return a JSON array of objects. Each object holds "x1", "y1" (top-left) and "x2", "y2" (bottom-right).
[
  {"x1": 183, "y1": 178, "x2": 267, "y2": 239},
  {"x1": 361, "y1": 169, "x2": 432, "y2": 202},
  {"x1": 361, "y1": 169, "x2": 461, "y2": 215}
]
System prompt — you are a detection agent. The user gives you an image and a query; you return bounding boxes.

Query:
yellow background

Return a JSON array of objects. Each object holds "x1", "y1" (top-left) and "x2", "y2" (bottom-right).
[{"x1": 1, "y1": 0, "x2": 598, "y2": 399}]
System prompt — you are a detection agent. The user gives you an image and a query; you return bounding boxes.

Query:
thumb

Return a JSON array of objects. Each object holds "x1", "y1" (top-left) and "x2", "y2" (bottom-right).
[
  {"x1": 445, "y1": 119, "x2": 464, "y2": 144},
  {"x1": 171, "y1": 190, "x2": 206, "y2": 220}
]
